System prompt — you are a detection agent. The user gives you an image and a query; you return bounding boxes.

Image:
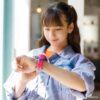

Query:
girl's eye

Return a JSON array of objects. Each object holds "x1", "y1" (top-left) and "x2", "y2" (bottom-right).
[
  {"x1": 56, "y1": 28, "x2": 62, "y2": 30},
  {"x1": 56, "y1": 28, "x2": 63, "y2": 30},
  {"x1": 44, "y1": 27, "x2": 63, "y2": 31},
  {"x1": 45, "y1": 28, "x2": 50, "y2": 31}
]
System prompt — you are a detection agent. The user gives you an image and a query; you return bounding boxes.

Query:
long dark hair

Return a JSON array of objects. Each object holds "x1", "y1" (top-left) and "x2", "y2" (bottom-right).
[{"x1": 38, "y1": 2, "x2": 81, "y2": 53}]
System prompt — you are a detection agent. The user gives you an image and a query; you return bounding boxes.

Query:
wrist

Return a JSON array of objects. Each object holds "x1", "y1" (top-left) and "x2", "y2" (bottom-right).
[
  {"x1": 19, "y1": 77, "x2": 28, "y2": 84},
  {"x1": 18, "y1": 73, "x2": 29, "y2": 84},
  {"x1": 14, "y1": 78, "x2": 27, "y2": 99}
]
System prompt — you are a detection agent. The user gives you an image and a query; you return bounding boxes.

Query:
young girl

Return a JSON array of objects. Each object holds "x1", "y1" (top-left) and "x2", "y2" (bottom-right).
[{"x1": 4, "y1": 2, "x2": 96, "y2": 100}]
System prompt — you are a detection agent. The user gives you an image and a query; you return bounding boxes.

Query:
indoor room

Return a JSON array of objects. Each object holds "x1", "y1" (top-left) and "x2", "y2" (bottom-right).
[{"x1": 0, "y1": 0, "x2": 100, "y2": 100}]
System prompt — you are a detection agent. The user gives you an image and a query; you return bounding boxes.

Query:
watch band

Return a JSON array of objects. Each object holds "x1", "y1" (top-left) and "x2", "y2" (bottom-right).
[{"x1": 37, "y1": 54, "x2": 46, "y2": 70}]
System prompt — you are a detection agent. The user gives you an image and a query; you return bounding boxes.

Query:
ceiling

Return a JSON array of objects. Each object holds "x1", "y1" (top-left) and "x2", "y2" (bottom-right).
[{"x1": 31, "y1": 0, "x2": 67, "y2": 13}]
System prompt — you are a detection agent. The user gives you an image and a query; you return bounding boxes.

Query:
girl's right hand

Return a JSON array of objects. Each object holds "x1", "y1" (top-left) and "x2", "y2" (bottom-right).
[
  {"x1": 12, "y1": 55, "x2": 38, "y2": 82},
  {"x1": 12, "y1": 55, "x2": 37, "y2": 73}
]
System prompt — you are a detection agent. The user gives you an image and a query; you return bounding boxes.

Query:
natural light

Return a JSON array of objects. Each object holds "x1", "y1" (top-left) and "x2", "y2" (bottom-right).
[{"x1": 13, "y1": 0, "x2": 31, "y2": 56}]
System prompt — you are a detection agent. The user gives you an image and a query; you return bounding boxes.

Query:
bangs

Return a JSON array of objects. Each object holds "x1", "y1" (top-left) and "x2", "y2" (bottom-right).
[{"x1": 42, "y1": 9, "x2": 64, "y2": 26}]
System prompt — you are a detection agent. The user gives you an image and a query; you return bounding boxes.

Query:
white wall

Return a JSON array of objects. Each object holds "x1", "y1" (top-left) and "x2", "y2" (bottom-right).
[
  {"x1": 13, "y1": 0, "x2": 31, "y2": 56},
  {"x1": 68, "y1": 0, "x2": 84, "y2": 53},
  {"x1": 68, "y1": 0, "x2": 84, "y2": 30},
  {"x1": 83, "y1": 16, "x2": 99, "y2": 43}
]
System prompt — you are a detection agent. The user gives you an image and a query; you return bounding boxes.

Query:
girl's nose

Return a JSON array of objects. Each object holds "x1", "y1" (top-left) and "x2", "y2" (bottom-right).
[{"x1": 49, "y1": 30, "x2": 56, "y2": 38}]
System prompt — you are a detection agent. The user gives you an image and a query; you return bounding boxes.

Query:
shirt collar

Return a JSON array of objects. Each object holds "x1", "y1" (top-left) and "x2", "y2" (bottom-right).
[
  {"x1": 58, "y1": 45, "x2": 75, "y2": 59},
  {"x1": 40, "y1": 45, "x2": 75, "y2": 59}
]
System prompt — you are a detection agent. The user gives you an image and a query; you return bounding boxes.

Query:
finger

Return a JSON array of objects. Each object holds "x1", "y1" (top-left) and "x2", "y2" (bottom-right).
[
  {"x1": 16, "y1": 55, "x2": 27, "y2": 66},
  {"x1": 16, "y1": 56, "x2": 21, "y2": 64},
  {"x1": 11, "y1": 59, "x2": 17, "y2": 70},
  {"x1": 13, "y1": 63, "x2": 23, "y2": 72},
  {"x1": 16, "y1": 64, "x2": 24, "y2": 71}
]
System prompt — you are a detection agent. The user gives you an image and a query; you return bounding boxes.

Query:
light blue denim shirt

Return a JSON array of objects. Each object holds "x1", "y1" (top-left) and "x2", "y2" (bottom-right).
[{"x1": 4, "y1": 45, "x2": 96, "y2": 100}]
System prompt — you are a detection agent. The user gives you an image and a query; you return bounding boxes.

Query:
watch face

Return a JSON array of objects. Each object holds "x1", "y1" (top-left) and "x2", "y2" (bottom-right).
[{"x1": 37, "y1": 54, "x2": 46, "y2": 70}]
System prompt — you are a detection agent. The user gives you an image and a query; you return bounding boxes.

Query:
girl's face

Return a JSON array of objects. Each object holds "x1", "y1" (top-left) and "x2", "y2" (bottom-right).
[
  {"x1": 43, "y1": 26, "x2": 67, "y2": 47},
  {"x1": 43, "y1": 16, "x2": 74, "y2": 48}
]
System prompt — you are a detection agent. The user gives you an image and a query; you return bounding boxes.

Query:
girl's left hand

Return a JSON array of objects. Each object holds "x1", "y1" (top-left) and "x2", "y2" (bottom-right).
[{"x1": 12, "y1": 55, "x2": 37, "y2": 73}]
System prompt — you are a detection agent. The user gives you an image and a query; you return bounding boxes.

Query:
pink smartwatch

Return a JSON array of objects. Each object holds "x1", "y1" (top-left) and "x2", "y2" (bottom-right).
[{"x1": 37, "y1": 54, "x2": 46, "y2": 70}]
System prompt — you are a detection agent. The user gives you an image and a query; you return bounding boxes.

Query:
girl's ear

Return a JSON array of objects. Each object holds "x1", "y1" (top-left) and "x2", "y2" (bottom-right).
[{"x1": 67, "y1": 23, "x2": 74, "y2": 33}]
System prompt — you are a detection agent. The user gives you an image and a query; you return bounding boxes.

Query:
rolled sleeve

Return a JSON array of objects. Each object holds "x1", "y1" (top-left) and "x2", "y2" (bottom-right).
[
  {"x1": 5, "y1": 87, "x2": 15, "y2": 100},
  {"x1": 5, "y1": 87, "x2": 29, "y2": 100},
  {"x1": 70, "y1": 54, "x2": 96, "y2": 99},
  {"x1": 4, "y1": 72, "x2": 30, "y2": 100}
]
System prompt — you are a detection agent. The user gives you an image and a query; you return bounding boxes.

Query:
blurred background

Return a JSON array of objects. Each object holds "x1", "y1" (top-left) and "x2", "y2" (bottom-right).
[{"x1": 0, "y1": 0, "x2": 100, "y2": 100}]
